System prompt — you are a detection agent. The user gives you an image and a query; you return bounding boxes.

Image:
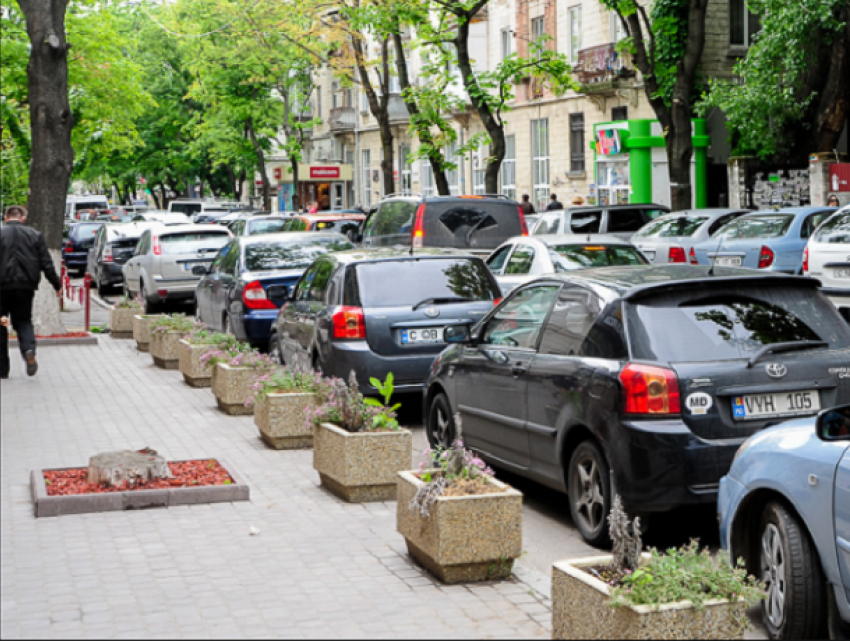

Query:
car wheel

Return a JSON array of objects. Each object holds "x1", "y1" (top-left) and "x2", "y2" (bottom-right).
[
  {"x1": 759, "y1": 501, "x2": 827, "y2": 640},
  {"x1": 426, "y1": 393, "x2": 456, "y2": 449},
  {"x1": 269, "y1": 333, "x2": 283, "y2": 365},
  {"x1": 96, "y1": 275, "x2": 109, "y2": 298},
  {"x1": 140, "y1": 282, "x2": 160, "y2": 314},
  {"x1": 567, "y1": 441, "x2": 612, "y2": 548}
]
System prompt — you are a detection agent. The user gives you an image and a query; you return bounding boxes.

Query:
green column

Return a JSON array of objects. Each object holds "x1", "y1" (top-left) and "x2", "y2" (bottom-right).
[
  {"x1": 628, "y1": 120, "x2": 653, "y2": 204},
  {"x1": 693, "y1": 119, "x2": 708, "y2": 208}
]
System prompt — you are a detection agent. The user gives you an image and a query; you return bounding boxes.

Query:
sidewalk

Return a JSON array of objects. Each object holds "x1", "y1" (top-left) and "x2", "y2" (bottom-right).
[{"x1": 0, "y1": 336, "x2": 551, "y2": 639}]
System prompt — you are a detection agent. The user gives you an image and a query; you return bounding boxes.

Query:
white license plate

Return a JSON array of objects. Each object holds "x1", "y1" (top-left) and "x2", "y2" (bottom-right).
[
  {"x1": 184, "y1": 262, "x2": 211, "y2": 272},
  {"x1": 832, "y1": 267, "x2": 850, "y2": 279},
  {"x1": 714, "y1": 256, "x2": 742, "y2": 267},
  {"x1": 732, "y1": 390, "x2": 821, "y2": 421},
  {"x1": 400, "y1": 327, "x2": 444, "y2": 344}
]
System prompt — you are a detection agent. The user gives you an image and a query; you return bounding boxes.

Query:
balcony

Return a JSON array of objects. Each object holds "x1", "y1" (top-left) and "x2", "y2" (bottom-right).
[
  {"x1": 574, "y1": 43, "x2": 635, "y2": 85},
  {"x1": 388, "y1": 94, "x2": 410, "y2": 125},
  {"x1": 328, "y1": 106, "x2": 355, "y2": 132}
]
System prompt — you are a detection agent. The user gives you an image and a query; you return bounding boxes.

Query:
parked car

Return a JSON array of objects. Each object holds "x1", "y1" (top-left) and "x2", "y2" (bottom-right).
[
  {"x1": 168, "y1": 199, "x2": 239, "y2": 218},
  {"x1": 486, "y1": 234, "x2": 648, "y2": 293},
  {"x1": 227, "y1": 215, "x2": 289, "y2": 237},
  {"x1": 73, "y1": 208, "x2": 107, "y2": 222},
  {"x1": 270, "y1": 249, "x2": 502, "y2": 394},
  {"x1": 691, "y1": 207, "x2": 836, "y2": 273},
  {"x1": 96, "y1": 212, "x2": 135, "y2": 223},
  {"x1": 62, "y1": 222, "x2": 105, "y2": 275},
  {"x1": 631, "y1": 208, "x2": 749, "y2": 264},
  {"x1": 804, "y1": 208, "x2": 850, "y2": 321},
  {"x1": 65, "y1": 195, "x2": 109, "y2": 220},
  {"x1": 122, "y1": 224, "x2": 232, "y2": 312},
  {"x1": 359, "y1": 195, "x2": 528, "y2": 253},
  {"x1": 422, "y1": 265, "x2": 850, "y2": 546},
  {"x1": 195, "y1": 232, "x2": 353, "y2": 348},
  {"x1": 718, "y1": 404, "x2": 850, "y2": 639},
  {"x1": 530, "y1": 203, "x2": 670, "y2": 239},
  {"x1": 86, "y1": 223, "x2": 155, "y2": 295},
  {"x1": 282, "y1": 213, "x2": 365, "y2": 239},
  {"x1": 131, "y1": 211, "x2": 191, "y2": 225}
]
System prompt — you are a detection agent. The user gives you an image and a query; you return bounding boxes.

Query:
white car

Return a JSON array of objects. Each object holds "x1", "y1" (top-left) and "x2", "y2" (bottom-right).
[
  {"x1": 131, "y1": 211, "x2": 192, "y2": 225},
  {"x1": 804, "y1": 207, "x2": 850, "y2": 321},
  {"x1": 631, "y1": 208, "x2": 749, "y2": 264},
  {"x1": 485, "y1": 234, "x2": 649, "y2": 294}
]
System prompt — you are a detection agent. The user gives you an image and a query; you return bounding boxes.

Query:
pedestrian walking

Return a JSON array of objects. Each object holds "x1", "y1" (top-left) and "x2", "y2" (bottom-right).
[
  {"x1": 0, "y1": 206, "x2": 62, "y2": 379},
  {"x1": 546, "y1": 194, "x2": 564, "y2": 211},
  {"x1": 519, "y1": 194, "x2": 536, "y2": 215}
]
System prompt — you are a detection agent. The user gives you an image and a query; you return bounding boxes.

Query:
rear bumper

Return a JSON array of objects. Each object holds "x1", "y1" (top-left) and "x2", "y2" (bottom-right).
[
  {"x1": 150, "y1": 277, "x2": 199, "y2": 300},
  {"x1": 241, "y1": 310, "x2": 279, "y2": 345},
  {"x1": 324, "y1": 340, "x2": 437, "y2": 394},
  {"x1": 101, "y1": 263, "x2": 125, "y2": 284},
  {"x1": 63, "y1": 252, "x2": 88, "y2": 269}
]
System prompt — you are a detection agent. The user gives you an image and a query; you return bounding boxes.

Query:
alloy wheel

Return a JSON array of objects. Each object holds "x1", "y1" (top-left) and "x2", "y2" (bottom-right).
[
  {"x1": 761, "y1": 523, "x2": 787, "y2": 629},
  {"x1": 569, "y1": 452, "x2": 605, "y2": 535},
  {"x1": 433, "y1": 406, "x2": 451, "y2": 447}
]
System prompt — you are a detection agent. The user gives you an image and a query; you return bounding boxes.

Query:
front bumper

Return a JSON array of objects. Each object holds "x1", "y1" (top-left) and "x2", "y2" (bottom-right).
[
  {"x1": 717, "y1": 475, "x2": 748, "y2": 558},
  {"x1": 324, "y1": 340, "x2": 437, "y2": 395}
]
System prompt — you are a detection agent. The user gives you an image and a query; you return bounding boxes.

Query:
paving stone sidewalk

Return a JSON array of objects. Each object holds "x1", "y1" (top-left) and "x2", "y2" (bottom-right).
[{"x1": 1, "y1": 336, "x2": 552, "y2": 639}]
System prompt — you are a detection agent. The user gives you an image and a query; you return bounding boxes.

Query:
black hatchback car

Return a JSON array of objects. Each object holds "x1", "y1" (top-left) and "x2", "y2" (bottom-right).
[
  {"x1": 423, "y1": 265, "x2": 850, "y2": 546},
  {"x1": 270, "y1": 249, "x2": 502, "y2": 395},
  {"x1": 63, "y1": 222, "x2": 104, "y2": 275}
]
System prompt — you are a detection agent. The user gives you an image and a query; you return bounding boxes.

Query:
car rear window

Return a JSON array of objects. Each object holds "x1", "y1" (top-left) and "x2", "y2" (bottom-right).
[
  {"x1": 813, "y1": 212, "x2": 850, "y2": 244},
  {"x1": 244, "y1": 240, "x2": 350, "y2": 271},
  {"x1": 532, "y1": 213, "x2": 561, "y2": 235},
  {"x1": 355, "y1": 258, "x2": 499, "y2": 306},
  {"x1": 160, "y1": 231, "x2": 230, "y2": 255},
  {"x1": 550, "y1": 245, "x2": 648, "y2": 271},
  {"x1": 73, "y1": 224, "x2": 101, "y2": 240},
  {"x1": 248, "y1": 219, "x2": 287, "y2": 235},
  {"x1": 633, "y1": 216, "x2": 708, "y2": 238},
  {"x1": 721, "y1": 215, "x2": 793, "y2": 239},
  {"x1": 627, "y1": 286, "x2": 850, "y2": 362},
  {"x1": 423, "y1": 201, "x2": 522, "y2": 249},
  {"x1": 170, "y1": 203, "x2": 202, "y2": 215}
]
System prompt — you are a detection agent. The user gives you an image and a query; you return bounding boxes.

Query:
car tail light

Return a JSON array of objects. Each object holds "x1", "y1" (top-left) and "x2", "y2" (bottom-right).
[
  {"x1": 493, "y1": 297, "x2": 502, "y2": 306},
  {"x1": 412, "y1": 204, "x2": 425, "y2": 249},
  {"x1": 157, "y1": 289, "x2": 168, "y2": 298},
  {"x1": 757, "y1": 245, "x2": 774, "y2": 269},
  {"x1": 619, "y1": 363, "x2": 681, "y2": 415},
  {"x1": 64, "y1": 241, "x2": 73, "y2": 254},
  {"x1": 668, "y1": 246, "x2": 686, "y2": 263},
  {"x1": 518, "y1": 206, "x2": 529, "y2": 237},
  {"x1": 332, "y1": 306, "x2": 366, "y2": 340},
  {"x1": 689, "y1": 247, "x2": 699, "y2": 265},
  {"x1": 802, "y1": 246, "x2": 809, "y2": 273},
  {"x1": 152, "y1": 235, "x2": 162, "y2": 256},
  {"x1": 242, "y1": 280, "x2": 276, "y2": 310},
  {"x1": 103, "y1": 246, "x2": 114, "y2": 263}
]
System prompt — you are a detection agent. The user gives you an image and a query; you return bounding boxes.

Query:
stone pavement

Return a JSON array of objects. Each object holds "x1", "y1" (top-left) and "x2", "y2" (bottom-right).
[{"x1": 1, "y1": 336, "x2": 552, "y2": 639}]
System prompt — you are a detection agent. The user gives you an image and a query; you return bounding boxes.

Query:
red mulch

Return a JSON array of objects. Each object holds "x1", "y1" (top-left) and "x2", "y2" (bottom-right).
[{"x1": 43, "y1": 460, "x2": 234, "y2": 496}]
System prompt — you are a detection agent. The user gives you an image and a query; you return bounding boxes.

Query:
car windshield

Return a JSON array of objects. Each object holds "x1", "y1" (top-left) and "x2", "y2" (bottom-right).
[
  {"x1": 719, "y1": 215, "x2": 793, "y2": 240},
  {"x1": 169, "y1": 203, "x2": 202, "y2": 215},
  {"x1": 356, "y1": 258, "x2": 499, "y2": 306},
  {"x1": 813, "y1": 212, "x2": 850, "y2": 244},
  {"x1": 627, "y1": 286, "x2": 850, "y2": 362},
  {"x1": 633, "y1": 216, "x2": 708, "y2": 238},
  {"x1": 160, "y1": 231, "x2": 230, "y2": 255},
  {"x1": 532, "y1": 213, "x2": 561, "y2": 235},
  {"x1": 248, "y1": 219, "x2": 287, "y2": 235},
  {"x1": 550, "y1": 244, "x2": 648, "y2": 271},
  {"x1": 244, "y1": 238, "x2": 353, "y2": 271}
]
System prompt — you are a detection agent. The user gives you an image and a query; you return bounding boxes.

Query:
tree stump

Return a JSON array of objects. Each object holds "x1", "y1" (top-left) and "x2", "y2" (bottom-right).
[{"x1": 87, "y1": 448, "x2": 172, "y2": 487}]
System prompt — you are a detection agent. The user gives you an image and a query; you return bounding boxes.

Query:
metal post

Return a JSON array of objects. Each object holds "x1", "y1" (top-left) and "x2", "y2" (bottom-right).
[{"x1": 83, "y1": 273, "x2": 92, "y2": 332}]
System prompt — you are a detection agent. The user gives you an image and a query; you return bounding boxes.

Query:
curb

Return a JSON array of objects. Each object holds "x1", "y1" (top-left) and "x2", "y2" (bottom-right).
[
  {"x1": 10, "y1": 335, "x2": 99, "y2": 347},
  {"x1": 90, "y1": 293, "x2": 113, "y2": 310}
]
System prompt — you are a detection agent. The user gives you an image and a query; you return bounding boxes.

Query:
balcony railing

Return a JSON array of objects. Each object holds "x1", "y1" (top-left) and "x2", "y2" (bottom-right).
[
  {"x1": 328, "y1": 106, "x2": 355, "y2": 132},
  {"x1": 574, "y1": 43, "x2": 635, "y2": 84}
]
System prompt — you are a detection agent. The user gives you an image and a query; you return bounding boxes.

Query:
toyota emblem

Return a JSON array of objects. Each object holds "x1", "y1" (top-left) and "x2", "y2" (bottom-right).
[
  {"x1": 423, "y1": 307, "x2": 440, "y2": 318},
  {"x1": 765, "y1": 363, "x2": 787, "y2": 378}
]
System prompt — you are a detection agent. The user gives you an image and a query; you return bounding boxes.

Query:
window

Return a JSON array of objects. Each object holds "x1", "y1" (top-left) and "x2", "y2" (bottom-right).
[
  {"x1": 480, "y1": 285, "x2": 560, "y2": 350},
  {"x1": 610, "y1": 12, "x2": 627, "y2": 42},
  {"x1": 531, "y1": 17, "x2": 546, "y2": 57},
  {"x1": 539, "y1": 286, "x2": 602, "y2": 356},
  {"x1": 801, "y1": 211, "x2": 833, "y2": 238},
  {"x1": 445, "y1": 140, "x2": 460, "y2": 195},
  {"x1": 611, "y1": 106, "x2": 628, "y2": 121},
  {"x1": 606, "y1": 208, "x2": 648, "y2": 233},
  {"x1": 309, "y1": 260, "x2": 334, "y2": 302},
  {"x1": 707, "y1": 213, "x2": 743, "y2": 236},
  {"x1": 531, "y1": 119, "x2": 550, "y2": 211},
  {"x1": 332, "y1": 82, "x2": 339, "y2": 109},
  {"x1": 316, "y1": 86, "x2": 322, "y2": 117},
  {"x1": 487, "y1": 245, "x2": 513, "y2": 274},
  {"x1": 421, "y1": 159, "x2": 435, "y2": 197},
  {"x1": 400, "y1": 145, "x2": 412, "y2": 192},
  {"x1": 294, "y1": 263, "x2": 320, "y2": 302},
  {"x1": 729, "y1": 0, "x2": 760, "y2": 47},
  {"x1": 569, "y1": 113, "x2": 585, "y2": 173},
  {"x1": 362, "y1": 150, "x2": 372, "y2": 207},
  {"x1": 505, "y1": 245, "x2": 536, "y2": 274},
  {"x1": 501, "y1": 28, "x2": 512, "y2": 60},
  {"x1": 473, "y1": 146, "x2": 485, "y2": 195},
  {"x1": 502, "y1": 135, "x2": 516, "y2": 200},
  {"x1": 569, "y1": 210, "x2": 601, "y2": 234},
  {"x1": 569, "y1": 6, "x2": 582, "y2": 63},
  {"x1": 361, "y1": 88, "x2": 369, "y2": 113}
]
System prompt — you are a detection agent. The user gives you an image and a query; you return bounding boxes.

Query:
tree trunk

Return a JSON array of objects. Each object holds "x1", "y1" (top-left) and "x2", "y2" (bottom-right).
[
  {"x1": 246, "y1": 119, "x2": 270, "y2": 211},
  {"x1": 112, "y1": 181, "x2": 125, "y2": 206},
  {"x1": 290, "y1": 157, "x2": 300, "y2": 211},
  {"x1": 814, "y1": 4, "x2": 850, "y2": 153},
  {"x1": 378, "y1": 115, "x2": 395, "y2": 197},
  {"x1": 19, "y1": 0, "x2": 73, "y2": 335},
  {"x1": 354, "y1": 36, "x2": 394, "y2": 200},
  {"x1": 151, "y1": 187, "x2": 162, "y2": 209}
]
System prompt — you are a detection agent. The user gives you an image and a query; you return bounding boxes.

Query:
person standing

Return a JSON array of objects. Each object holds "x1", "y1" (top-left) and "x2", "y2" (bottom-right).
[
  {"x1": 0, "y1": 205, "x2": 62, "y2": 378},
  {"x1": 546, "y1": 194, "x2": 564, "y2": 211},
  {"x1": 519, "y1": 194, "x2": 536, "y2": 215}
]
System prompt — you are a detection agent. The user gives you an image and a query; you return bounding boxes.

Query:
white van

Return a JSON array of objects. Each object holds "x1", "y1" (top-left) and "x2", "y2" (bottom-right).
[
  {"x1": 66, "y1": 195, "x2": 109, "y2": 219},
  {"x1": 167, "y1": 199, "x2": 239, "y2": 217}
]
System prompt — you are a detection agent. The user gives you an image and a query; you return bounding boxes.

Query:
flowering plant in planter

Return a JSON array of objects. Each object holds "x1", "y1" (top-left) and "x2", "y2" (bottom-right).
[
  {"x1": 200, "y1": 343, "x2": 265, "y2": 368},
  {"x1": 114, "y1": 294, "x2": 142, "y2": 309},
  {"x1": 306, "y1": 372, "x2": 399, "y2": 432},
  {"x1": 151, "y1": 314, "x2": 197, "y2": 334},
  {"x1": 246, "y1": 368, "x2": 329, "y2": 407}
]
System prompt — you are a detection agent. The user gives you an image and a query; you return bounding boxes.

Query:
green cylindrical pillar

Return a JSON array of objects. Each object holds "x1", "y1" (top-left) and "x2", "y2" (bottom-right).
[
  {"x1": 693, "y1": 119, "x2": 708, "y2": 208},
  {"x1": 628, "y1": 120, "x2": 653, "y2": 204}
]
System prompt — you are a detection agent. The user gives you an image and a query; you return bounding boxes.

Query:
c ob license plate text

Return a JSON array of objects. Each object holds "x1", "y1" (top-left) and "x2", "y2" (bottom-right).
[
  {"x1": 401, "y1": 328, "x2": 443, "y2": 344},
  {"x1": 732, "y1": 390, "x2": 820, "y2": 420}
]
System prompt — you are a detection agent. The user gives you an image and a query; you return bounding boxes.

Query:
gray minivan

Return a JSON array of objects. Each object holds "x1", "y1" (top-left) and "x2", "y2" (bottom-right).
[{"x1": 532, "y1": 203, "x2": 669, "y2": 239}]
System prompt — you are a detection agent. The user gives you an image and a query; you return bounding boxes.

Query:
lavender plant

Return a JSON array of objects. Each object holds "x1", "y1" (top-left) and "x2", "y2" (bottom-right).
[
  {"x1": 151, "y1": 314, "x2": 196, "y2": 334},
  {"x1": 305, "y1": 371, "x2": 398, "y2": 433},
  {"x1": 245, "y1": 368, "x2": 331, "y2": 406}
]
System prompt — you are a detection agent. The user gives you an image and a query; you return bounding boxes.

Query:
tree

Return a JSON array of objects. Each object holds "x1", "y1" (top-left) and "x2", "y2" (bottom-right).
[
  {"x1": 603, "y1": 0, "x2": 709, "y2": 210},
  {"x1": 0, "y1": 0, "x2": 31, "y2": 210},
  {"x1": 703, "y1": 0, "x2": 849, "y2": 162}
]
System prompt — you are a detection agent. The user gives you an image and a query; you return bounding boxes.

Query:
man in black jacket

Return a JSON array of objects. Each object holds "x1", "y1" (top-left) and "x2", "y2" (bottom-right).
[{"x1": 0, "y1": 206, "x2": 62, "y2": 378}]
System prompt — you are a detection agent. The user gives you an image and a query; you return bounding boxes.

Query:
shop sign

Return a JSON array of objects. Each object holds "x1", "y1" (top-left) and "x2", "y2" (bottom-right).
[
  {"x1": 596, "y1": 129, "x2": 623, "y2": 156},
  {"x1": 310, "y1": 167, "x2": 341, "y2": 179},
  {"x1": 273, "y1": 167, "x2": 283, "y2": 180}
]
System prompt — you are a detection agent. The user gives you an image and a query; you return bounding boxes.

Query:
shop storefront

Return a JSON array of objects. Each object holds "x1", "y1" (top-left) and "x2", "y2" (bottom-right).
[
  {"x1": 270, "y1": 163, "x2": 354, "y2": 212},
  {"x1": 589, "y1": 119, "x2": 709, "y2": 209}
]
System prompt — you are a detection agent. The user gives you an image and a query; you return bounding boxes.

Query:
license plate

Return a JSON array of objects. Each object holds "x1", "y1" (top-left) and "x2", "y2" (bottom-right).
[
  {"x1": 732, "y1": 390, "x2": 821, "y2": 421},
  {"x1": 714, "y1": 256, "x2": 742, "y2": 267},
  {"x1": 400, "y1": 327, "x2": 444, "y2": 344},
  {"x1": 184, "y1": 262, "x2": 211, "y2": 272},
  {"x1": 833, "y1": 268, "x2": 850, "y2": 279}
]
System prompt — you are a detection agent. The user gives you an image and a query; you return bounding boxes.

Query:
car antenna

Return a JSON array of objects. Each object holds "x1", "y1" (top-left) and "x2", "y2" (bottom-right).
[{"x1": 706, "y1": 225, "x2": 725, "y2": 277}]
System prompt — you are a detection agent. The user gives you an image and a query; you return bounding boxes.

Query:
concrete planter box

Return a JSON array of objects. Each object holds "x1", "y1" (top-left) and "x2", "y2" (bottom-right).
[
  {"x1": 211, "y1": 363, "x2": 268, "y2": 416},
  {"x1": 254, "y1": 392, "x2": 319, "y2": 449},
  {"x1": 396, "y1": 470, "x2": 522, "y2": 583},
  {"x1": 551, "y1": 555, "x2": 748, "y2": 640},
  {"x1": 178, "y1": 340, "x2": 217, "y2": 388},
  {"x1": 132, "y1": 314, "x2": 163, "y2": 352},
  {"x1": 109, "y1": 307, "x2": 138, "y2": 339},
  {"x1": 149, "y1": 330, "x2": 186, "y2": 369},
  {"x1": 313, "y1": 422, "x2": 412, "y2": 502}
]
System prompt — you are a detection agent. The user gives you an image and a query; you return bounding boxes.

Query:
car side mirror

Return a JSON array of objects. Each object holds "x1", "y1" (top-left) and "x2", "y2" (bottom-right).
[
  {"x1": 815, "y1": 404, "x2": 850, "y2": 441},
  {"x1": 191, "y1": 265, "x2": 208, "y2": 276},
  {"x1": 445, "y1": 324, "x2": 473, "y2": 344}
]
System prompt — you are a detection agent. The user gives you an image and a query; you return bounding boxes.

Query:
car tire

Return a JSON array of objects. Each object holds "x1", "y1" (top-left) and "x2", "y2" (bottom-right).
[
  {"x1": 426, "y1": 393, "x2": 456, "y2": 449},
  {"x1": 269, "y1": 333, "x2": 283, "y2": 365},
  {"x1": 758, "y1": 501, "x2": 828, "y2": 640},
  {"x1": 224, "y1": 314, "x2": 233, "y2": 336},
  {"x1": 140, "y1": 282, "x2": 160, "y2": 314},
  {"x1": 567, "y1": 440, "x2": 612, "y2": 548}
]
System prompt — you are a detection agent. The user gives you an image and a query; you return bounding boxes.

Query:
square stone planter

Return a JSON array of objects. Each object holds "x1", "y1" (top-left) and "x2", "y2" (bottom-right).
[
  {"x1": 149, "y1": 330, "x2": 186, "y2": 369},
  {"x1": 132, "y1": 314, "x2": 163, "y2": 352},
  {"x1": 211, "y1": 363, "x2": 267, "y2": 416},
  {"x1": 312, "y1": 422, "x2": 412, "y2": 503},
  {"x1": 551, "y1": 555, "x2": 748, "y2": 640},
  {"x1": 178, "y1": 340, "x2": 216, "y2": 388},
  {"x1": 109, "y1": 307, "x2": 138, "y2": 339},
  {"x1": 254, "y1": 392, "x2": 319, "y2": 449},
  {"x1": 396, "y1": 470, "x2": 523, "y2": 583}
]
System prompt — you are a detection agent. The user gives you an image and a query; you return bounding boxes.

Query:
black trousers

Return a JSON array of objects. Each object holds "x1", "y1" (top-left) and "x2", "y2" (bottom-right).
[{"x1": 0, "y1": 289, "x2": 36, "y2": 376}]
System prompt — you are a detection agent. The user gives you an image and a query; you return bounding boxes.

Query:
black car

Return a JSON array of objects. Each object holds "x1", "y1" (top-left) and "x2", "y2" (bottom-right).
[
  {"x1": 86, "y1": 224, "x2": 147, "y2": 295},
  {"x1": 359, "y1": 195, "x2": 528, "y2": 253},
  {"x1": 63, "y1": 222, "x2": 105, "y2": 275},
  {"x1": 423, "y1": 265, "x2": 850, "y2": 546},
  {"x1": 270, "y1": 249, "x2": 502, "y2": 395}
]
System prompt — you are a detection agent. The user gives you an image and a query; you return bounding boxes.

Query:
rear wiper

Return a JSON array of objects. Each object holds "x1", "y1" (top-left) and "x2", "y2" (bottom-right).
[
  {"x1": 412, "y1": 297, "x2": 474, "y2": 311},
  {"x1": 746, "y1": 340, "x2": 829, "y2": 368},
  {"x1": 464, "y1": 216, "x2": 497, "y2": 245}
]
